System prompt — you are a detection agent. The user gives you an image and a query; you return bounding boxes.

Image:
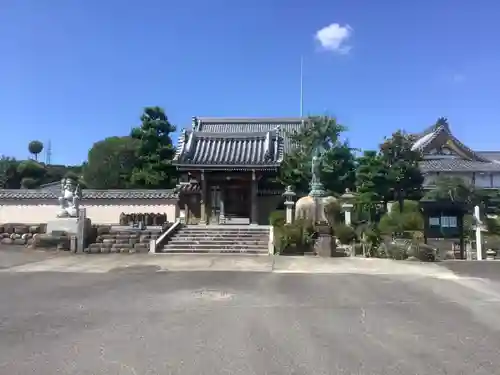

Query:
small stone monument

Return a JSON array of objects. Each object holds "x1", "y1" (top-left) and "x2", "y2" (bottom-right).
[
  {"x1": 57, "y1": 177, "x2": 81, "y2": 218},
  {"x1": 46, "y1": 177, "x2": 82, "y2": 235},
  {"x1": 282, "y1": 186, "x2": 296, "y2": 224}
]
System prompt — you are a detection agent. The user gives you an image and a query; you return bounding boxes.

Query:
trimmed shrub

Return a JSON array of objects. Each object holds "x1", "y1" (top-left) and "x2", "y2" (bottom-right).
[
  {"x1": 334, "y1": 224, "x2": 357, "y2": 245},
  {"x1": 269, "y1": 210, "x2": 286, "y2": 227},
  {"x1": 275, "y1": 219, "x2": 314, "y2": 255}
]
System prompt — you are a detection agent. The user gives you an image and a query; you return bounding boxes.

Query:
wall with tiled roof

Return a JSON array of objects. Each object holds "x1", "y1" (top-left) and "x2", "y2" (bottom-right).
[{"x1": 0, "y1": 190, "x2": 179, "y2": 225}]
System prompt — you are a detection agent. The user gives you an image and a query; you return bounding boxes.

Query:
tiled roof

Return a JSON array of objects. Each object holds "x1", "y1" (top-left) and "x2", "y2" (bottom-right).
[
  {"x1": 194, "y1": 117, "x2": 306, "y2": 154},
  {"x1": 173, "y1": 117, "x2": 306, "y2": 169},
  {"x1": 178, "y1": 132, "x2": 282, "y2": 167},
  {"x1": 38, "y1": 181, "x2": 63, "y2": 194},
  {"x1": 0, "y1": 189, "x2": 178, "y2": 200},
  {"x1": 412, "y1": 123, "x2": 490, "y2": 162},
  {"x1": 420, "y1": 159, "x2": 500, "y2": 173},
  {"x1": 477, "y1": 151, "x2": 500, "y2": 162}
]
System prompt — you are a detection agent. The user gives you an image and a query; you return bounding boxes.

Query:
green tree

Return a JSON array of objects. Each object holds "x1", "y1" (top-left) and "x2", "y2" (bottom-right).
[
  {"x1": 423, "y1": 176, "x2": 473, "y2": 203},
  {"x1": 355, "y1": 150, "x2": 391, "y2": 221},
  {"x1": 17, "y1": 160, "x2": 47, "y2": 189},
  {"x1": 0, "y1": 156, "x2": 21, "y2": 188},
  {"x1": 279, "y1": 115, "x2": 356, "y2": 194},
  {"x1": 379, "y1": 130, "x2": 424, "y2": 201},
  {"x1": 378, "y1": 200, "x2": 424, "y2": 234},
  {"x1": 42, "y1": 164, "x2": 84, "y2": 185},
  {"x1": 28, "y1": 140, "x2": 44, "y2": 161},
  {"x1": 83, "y1": 136, "x2": 139, "y2": 189},
  {"x1": 130, "y1": 107, "x2": 177, "y2": 188}
]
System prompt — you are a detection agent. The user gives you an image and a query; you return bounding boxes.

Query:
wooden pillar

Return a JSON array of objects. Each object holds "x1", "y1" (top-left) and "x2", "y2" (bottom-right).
[
  {"x1": 219, "y1": 185, "x2": 226, "y2": 224},
  {"x1": 251, "y1": 170, "x2": 258, "y2": 225},
  {"x1": 200, "y1": 170, "x2": 207, "y2": 225}
]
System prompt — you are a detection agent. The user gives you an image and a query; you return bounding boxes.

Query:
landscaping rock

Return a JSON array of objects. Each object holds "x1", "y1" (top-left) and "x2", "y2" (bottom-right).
[
  {"x1": 32, "y1": 234, "x2": 70, "y2": 249},
  {"x1": 14, "y1": 225, "x2": 29, "y2": 235},
  {"x1": 97, "y1": 225, "x2": 112, "y2": 235},
  {"x1": 29, "y1": 225, "x2": 41, "y2": 234}
]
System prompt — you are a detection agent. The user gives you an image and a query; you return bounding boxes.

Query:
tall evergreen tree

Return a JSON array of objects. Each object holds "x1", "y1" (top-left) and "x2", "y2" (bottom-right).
[{"x1": 130, "y1": 107, "x2": 177, "y2": 188}]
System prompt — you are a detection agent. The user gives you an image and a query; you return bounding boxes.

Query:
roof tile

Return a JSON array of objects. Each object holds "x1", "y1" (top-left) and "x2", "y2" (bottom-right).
[
  {"x1": 420, "y1": 159, "x2": 500, "y2": 172},
  {"x1": 0, "y1": 189, "x2": 178, "y2": 200}
]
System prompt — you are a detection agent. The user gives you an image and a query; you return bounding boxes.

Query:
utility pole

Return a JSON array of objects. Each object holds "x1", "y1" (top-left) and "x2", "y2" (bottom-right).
[
  {"x1": 300, "y1": 56, "x2": 304, "y2": 117},
  {"x1": 45, "y1": 140, "x2": 52, "y2": 165}
]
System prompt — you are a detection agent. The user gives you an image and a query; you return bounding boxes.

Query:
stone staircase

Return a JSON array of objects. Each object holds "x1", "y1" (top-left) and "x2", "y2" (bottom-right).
[{"x1": 161, "y1": 225, "x2": 270, "y2": 254}]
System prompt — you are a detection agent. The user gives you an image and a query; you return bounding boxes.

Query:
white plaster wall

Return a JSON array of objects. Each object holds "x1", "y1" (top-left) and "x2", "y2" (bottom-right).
[
  {"x1": 423, "y1": 173, "x2": 439, "y2": 186},
  {"x1": 475, "y1": 173, "x2": 492, "y2": 188},
  {"x1": 493, "y1": 173, "x2": 500, "y2": 188},
  {"x1": 0, "y1": 199, "x2": 179, "y2": 225}
]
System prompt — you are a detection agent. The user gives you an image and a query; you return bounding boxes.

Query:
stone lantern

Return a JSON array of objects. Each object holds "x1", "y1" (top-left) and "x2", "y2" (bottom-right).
[
  {"x1": 341, "y1": 188, "x2": 355, "y2": 226},
  {"x1": 282, "y1": 186, "x2": 296, "y2": 224}
]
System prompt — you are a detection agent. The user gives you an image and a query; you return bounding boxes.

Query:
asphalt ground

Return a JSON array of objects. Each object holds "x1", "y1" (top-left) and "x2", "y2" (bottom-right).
[{"x1": 2, "y1": 246, "x2": 500, "y2": 374}]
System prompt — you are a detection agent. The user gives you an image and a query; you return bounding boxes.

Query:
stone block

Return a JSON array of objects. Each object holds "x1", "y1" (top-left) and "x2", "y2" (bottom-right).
[
  {"x1": 29, "y1": 225, "x2": 41, "y2": 234},
  {"x1": 116, "y1": 234, "x2": 132, "y2": 240},
  {"x1": 33, "y1": 234, "x2": 69, "y2": 249},
  {"x1": 47, "y1": 218, "x2": 79, "y2": 235},
  {"x1": 102, "y1": 238, "x2": 115, "y2": 245},
  {"x1": 57, "y1": 241, "x2": 70, "y2": 251},
  {"x1": 115, "y1": 239, "x2": 130, "y2": 244},
  {"x1": 14, "y1": 225, "x2": 29, "y2": 235},
  {"x1": 140, "y1": 235, "x2": 151, "y2": 242},
  {"x1": 97, "y1": 226, "x2": 111, "y2": 235},
  {"x1": 1, "y1": 238, "x2": 13, "y2": 245}
]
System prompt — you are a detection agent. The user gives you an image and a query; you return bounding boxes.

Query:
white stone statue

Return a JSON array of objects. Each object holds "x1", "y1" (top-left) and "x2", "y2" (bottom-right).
[{"x1": 57, "y1": 178, "x2": 81, "y2": 218}]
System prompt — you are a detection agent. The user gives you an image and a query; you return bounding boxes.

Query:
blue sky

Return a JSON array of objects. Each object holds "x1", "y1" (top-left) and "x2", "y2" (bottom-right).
[{"x1": 1, "y1": 0, "x2": 499, "y2": 165}]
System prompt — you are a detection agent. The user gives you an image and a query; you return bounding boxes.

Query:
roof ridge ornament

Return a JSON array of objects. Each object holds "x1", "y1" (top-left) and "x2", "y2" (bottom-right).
[
  {"x1": 173, "y1": 129, "x2": 188, "y2": 161},
  {"x1": 264, "y1": 131, "x2": 272, "y2": 160},
  {"x1": 185, "y1": 131, "x2": 195, "y2": 156},
  {"x1": 192, "y1": 116, "x2": 200, "y2": 131}
]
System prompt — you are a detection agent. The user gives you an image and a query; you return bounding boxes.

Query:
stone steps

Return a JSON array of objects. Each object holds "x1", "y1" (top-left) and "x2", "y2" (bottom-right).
[
  {"x1": 168, "y1": 240, "x2": 268, "y2": 245},
  {"x1": 161, "y1": 225, "x2": 269, "y2": 254}
]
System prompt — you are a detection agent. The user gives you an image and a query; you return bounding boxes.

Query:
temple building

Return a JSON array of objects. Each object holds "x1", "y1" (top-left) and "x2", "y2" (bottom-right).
[
  {"x1": 173, "y1": 117, "x2": 307, "y2": 225},
  {"x1": 173, "y1": 116, "x2": 500, "y2": 225},
  {"x1": 411, "y1": 121, "x2": 500, "y2": 189}
]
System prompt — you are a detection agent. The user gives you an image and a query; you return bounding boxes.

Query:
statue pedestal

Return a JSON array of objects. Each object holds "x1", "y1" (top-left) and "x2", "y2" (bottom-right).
[
  {"x1": 46, "y1": 218, "x2": 79, "y2": 235},
  {"x1": 314, "y1": 223, "x2": 335, "y2": 257}
]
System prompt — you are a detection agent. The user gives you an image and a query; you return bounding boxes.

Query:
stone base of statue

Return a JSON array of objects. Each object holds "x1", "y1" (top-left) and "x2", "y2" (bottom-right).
[
  {"x1": 46, "y1": 218, "x2": 79, "y2": 235},
  {"x1": 57, "y1": 207, "x2": 78, "y2": 218},
  {"x1": 314, "y1": 222, "x2": 335, "y2": 257}
]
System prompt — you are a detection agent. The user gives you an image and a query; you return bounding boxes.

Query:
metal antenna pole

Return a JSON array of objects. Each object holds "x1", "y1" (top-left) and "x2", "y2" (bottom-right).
[{"x1": 300, "y1": 56, "x2": 304, "y2": 117}]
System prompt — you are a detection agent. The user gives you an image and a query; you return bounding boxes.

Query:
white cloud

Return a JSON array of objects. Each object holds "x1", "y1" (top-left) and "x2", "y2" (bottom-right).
[{"x1": 315, "y1": 23, "x2": 353, "y2": 54}]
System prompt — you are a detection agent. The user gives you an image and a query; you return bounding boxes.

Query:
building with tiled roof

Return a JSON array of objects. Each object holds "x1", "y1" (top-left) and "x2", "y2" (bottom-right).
[
  {"x1": 173, "y1": 117, "x2": 307, "y2": 225},
  {"x1": 411, "y1": 121, "x2": 500, "y2": 189}
]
